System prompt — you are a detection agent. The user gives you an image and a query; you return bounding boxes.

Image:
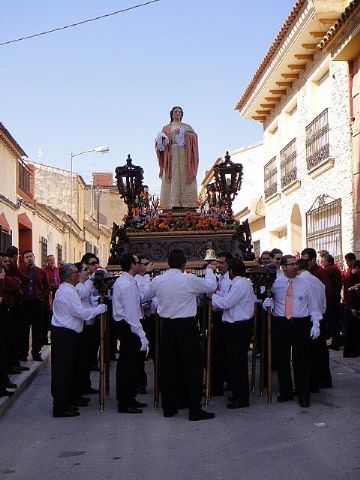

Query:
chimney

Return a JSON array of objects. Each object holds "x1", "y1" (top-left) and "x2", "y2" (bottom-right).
[{"x1": 92, "y1": 172, "x2": 113, "y2": 187}]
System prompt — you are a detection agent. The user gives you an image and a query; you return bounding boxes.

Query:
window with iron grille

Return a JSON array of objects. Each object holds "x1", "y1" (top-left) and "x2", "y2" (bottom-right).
[
  {"x1": 280, "y1": 138, "x2": 297, "y2": 188},
  {"x1": 40, "y1": 236, "x2": 48, "y2": 268},
  {"x1": 253, "y1": 240, "x2": 260, "y2": 258},
  {"x1": 57, "y1": 244, "x2": 62, "y2": 266},
  {"x1": 306, "y1": 195, "x2": 342, "y2": 263},
  {"x1": 0, "y1": 227, "x2": 12, "y2": 252},
  {"x1": 264, "y1": 157, "x2": 277, "y2": 199},
  {"x1": 305, "y1": 108, "x2": 330, "y2": 171}
]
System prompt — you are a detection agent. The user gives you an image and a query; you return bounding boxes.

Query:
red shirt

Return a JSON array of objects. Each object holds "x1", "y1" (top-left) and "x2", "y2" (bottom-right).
[
  {"x1": 324, "y1": 264, "x2": 342, "y2": 304},
  {"x1": 310, "y1": 263, "x2": 333, "y2": 303},
  {"x1": 44, "y1": 266, "x2": 60, "y2": 291},
  {"x1": 20, "y1": 265, "x2": 50, "y2": 302}
]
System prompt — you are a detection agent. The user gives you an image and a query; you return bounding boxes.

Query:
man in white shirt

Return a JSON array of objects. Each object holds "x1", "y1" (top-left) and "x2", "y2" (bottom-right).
[
  {"x1": 51, "y1": 263, "x2": 106, "y2": 418},
  {"x1": 210, "y1": 258, "x2": 254, "y2": 409},
  {"x1": 143, "y1": 249, "x2": 217, "y2": 421},
  {"x1": 112, "y1": 253, "x2": 149, "y2": 414},
  {"x1": 264, "y1": 255, "x2": 322, "y2": 408}
]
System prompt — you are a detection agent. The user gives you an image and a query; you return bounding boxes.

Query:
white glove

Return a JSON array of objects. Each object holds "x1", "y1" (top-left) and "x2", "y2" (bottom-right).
[
  {"x1": 263, "y1": 298, "x2": 274, "y2": 311},
  {"x1": 310, "y1": 322, "x2": 320, "y2": 340},
  {"x1": 95, "y1": 304, "x2": 107, "y2": 315},
  {"x1": 140, "y1": 336, "x2": 149, "y2": 352},
  {"x1": 90, "y1": 295, "x2": 99, "y2": 307}
]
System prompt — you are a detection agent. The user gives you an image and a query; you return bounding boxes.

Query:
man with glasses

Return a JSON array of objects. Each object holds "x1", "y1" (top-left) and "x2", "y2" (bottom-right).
[
  {"x1": 263, "y1": 255, "x2": 322, "y2": 408},
  {"x1": 270, "y1": 248, "x2": 284, "y2": 278},
  {"x1": 51, "y1": 263, "x2": 107, "y2": 417},
  {"x1": 112, "y1": 253, "x2": 149, "y2": 414}
]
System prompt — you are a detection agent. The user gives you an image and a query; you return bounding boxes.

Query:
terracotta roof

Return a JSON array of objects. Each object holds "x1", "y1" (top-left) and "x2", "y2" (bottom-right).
[
  {"x1": 317, "y1": 0, "x2": 360, "y2": 49},
  {"x1": 235, "y1": 0, "x2": 307, "y2": 111}
]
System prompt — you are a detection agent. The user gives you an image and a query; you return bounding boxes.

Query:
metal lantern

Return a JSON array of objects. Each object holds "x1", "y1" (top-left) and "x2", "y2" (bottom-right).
[
  {"x1": 213, "y1": 151, "x2": 243, "y2": 215},
  {"x1": 115, "y1": 154, "x2": 144, "y2": 219}
]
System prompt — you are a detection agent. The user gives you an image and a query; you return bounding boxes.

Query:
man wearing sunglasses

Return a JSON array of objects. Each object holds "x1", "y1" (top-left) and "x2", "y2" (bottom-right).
[{"x1": 263, "y1": 255, "x2": 322, "y2": 408}]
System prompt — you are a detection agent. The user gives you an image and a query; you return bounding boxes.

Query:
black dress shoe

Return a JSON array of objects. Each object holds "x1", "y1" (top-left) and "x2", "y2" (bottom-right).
[
  {"x1": 83, "y1": 387, "x2": 99, "y2": 394},
  {"x1": 163, "y1": 409, "x2": 178, "y2": 418},
  {"x1": 0, "y1": 389, "x2": 15, "y2": 397},
  {"x1": 298, "y1": 395, "x2": 310, "y2": 408},
  {"x1": 226, "y1": 400, "x2": 249, "y2": 409},
  {"x1": 118, "y1": 405, "x2": 143, "y2": 414},
  {"x1": 18, "y1": 366, "x2": 30, "y2": 371},
  {"x1": 53, "y1": 409, "x2": 80, "y2": 418},
  {"x1": 32, "y1": 355, "x2": 43, "y2": 362},
  {"x1": 132, "y1": 400, "x2": 147, "y2": 408},
  {"x1": 189, "y1": 409, "x2": 215, "y2": 421},
  {"x1": 71, "y1": 397, "x2": 90, "y2": 407},
  {"x1": 9, "y1": 367, "x2": 22, "y2": 374},
  {"x1": 277, "y1": 393, "x2": 294, "y2": 402},
  {"x1": 5, "y1": 381, "x2": 17, "y2": 389}
]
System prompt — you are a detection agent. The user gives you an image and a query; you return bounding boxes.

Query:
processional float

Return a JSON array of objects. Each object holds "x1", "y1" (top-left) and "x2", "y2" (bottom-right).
[{"x1": 96, "y1": 152, "x2": 276, "y2": 411}]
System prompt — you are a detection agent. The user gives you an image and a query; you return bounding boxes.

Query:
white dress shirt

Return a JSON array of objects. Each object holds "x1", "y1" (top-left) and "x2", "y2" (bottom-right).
[
  {"x1": 271, "y1": 275, "x2": 322, "y2": 323},
  {"x1": 135, "y1": 273, "x2": 157, "y2": 316},
  {"x1": 76, "y1": 277, "x2": 98, "y2": 325},
  {"x1": 299, "y1": 271, "x2": 327, "y2": 315},
  {"x1": 52, "y1": 282, "x2": 100, "y2": 333},
  {"x1": 112, "y1": 272, "x2": 145, "y2": 338},
  {"x1": 212, "y1": 276, "x2": 254, "y2": 323},
  {"x1": 143, "y1": 267, "x2": 216, "y2": 319}
]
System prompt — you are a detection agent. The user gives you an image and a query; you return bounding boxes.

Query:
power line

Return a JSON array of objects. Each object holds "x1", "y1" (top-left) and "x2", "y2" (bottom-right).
[{"x1": 0, "y1": 0, "x2": 160, "y2": 47}]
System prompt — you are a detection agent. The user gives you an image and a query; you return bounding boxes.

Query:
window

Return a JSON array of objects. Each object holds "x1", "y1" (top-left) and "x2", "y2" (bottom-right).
[
  {"x1": 253, "y1": 240, "x2": 260, "y2": 258},
  {"x1": 306, "y1": 195, "x2": 342, "y2": 262},
  {"x1": 40, "y1": 236, "x2": 48, "y2": 268},
  {"x1": 85, "y1": 241, "x2": 92, "y2": 253},
  {"x1": 280, "y1": 138, "x2": 297, "y2": 188},
  {"x1": 264, "y1": 157, "x2": 277, "y2": 199},
  {"x1": 306, "y1": 108, "x2": 330, "y2": 171},
  {"x1": 57, "y1": 244, "x2": 62, "y2": 266},
  {"x1": 0, "y1": 226, "x2": 12, "y2": 252},
  {"x1": 18, "y1": 159, "x2": 32, "y2": 197}
]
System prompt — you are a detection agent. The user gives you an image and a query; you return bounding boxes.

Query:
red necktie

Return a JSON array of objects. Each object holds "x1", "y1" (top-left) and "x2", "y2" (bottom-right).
[{"x1": 285, "y1": 279, "x2": 293, "y2": 319}]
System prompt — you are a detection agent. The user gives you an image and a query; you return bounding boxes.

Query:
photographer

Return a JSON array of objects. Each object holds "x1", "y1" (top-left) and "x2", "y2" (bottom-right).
[{"x1": 51, "y1": 263, "x2": 106, "y2": 418}]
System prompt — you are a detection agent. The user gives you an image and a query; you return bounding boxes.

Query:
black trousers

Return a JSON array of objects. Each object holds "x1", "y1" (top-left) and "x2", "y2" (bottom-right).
[
  {"x1": 160, "y1": 317, "x2": 203, "y2": 414},
  {"x1": 310, "y1": 312, "x2": 332, "y2": 388},
  {"x1": 272, "y1": 316, "x2": 312, "y2": 396},
  {"x1": 21, "y1": 299, "x2": 43, "y2": 357},
  {"x1": 136, "y1": 318, "x2": 149, "y2": 390},
  {"x1": 344, "y1": 308, "x2": 360, "y2": 355},
  {"x1": 0, "y1": 304, "x2": 11, "y2": 373},
  {"x1": 224, "y1": 320, "x2": 252, "y2": 403},
  {"x1": 211, "y1": 311, "x2": 226, "y2": 394},
  {"x1": 51, "y1": 326, "x2": 80, "y2": 410},
  {"x1": 115, "y1": 321, "x2": 142, "y2": 408}
]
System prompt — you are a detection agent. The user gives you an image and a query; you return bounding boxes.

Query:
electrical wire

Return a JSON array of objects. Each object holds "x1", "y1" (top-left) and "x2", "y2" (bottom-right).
[{"x1": 0, "y1": 0, "x2": 160, "y2": 47}]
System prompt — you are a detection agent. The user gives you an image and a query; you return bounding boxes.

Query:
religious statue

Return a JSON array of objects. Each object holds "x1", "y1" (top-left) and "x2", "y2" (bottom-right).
[{"x1": 155, "y1": 106, "x2": 199, "y2": 210}]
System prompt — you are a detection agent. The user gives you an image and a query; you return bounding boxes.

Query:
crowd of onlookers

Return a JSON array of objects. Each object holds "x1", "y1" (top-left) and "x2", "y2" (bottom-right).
[{"x1": 256, "y1": 248, "x2": 360, "y2": 359}]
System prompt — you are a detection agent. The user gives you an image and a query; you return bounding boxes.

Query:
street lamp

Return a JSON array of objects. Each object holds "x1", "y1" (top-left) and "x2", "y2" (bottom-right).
[
  {"x1": 69, "y1": 145, "x2": 109, "y2": 262},
  {"x1": 213, "y1": 151, "x2": 243, "y2": 215},
  {"x1": 70, "y1": 145, "x2": 109, "y2": 221}
]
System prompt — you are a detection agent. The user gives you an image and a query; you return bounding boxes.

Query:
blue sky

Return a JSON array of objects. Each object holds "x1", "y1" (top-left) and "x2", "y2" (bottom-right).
[{"x1": 0, "y1": 0, "x2": 294, "y2": 192}]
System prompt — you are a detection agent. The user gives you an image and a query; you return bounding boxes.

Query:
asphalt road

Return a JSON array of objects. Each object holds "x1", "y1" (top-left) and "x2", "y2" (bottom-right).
[{"x1": 0, "y1": 353, "x2": 359, "y2": 480}]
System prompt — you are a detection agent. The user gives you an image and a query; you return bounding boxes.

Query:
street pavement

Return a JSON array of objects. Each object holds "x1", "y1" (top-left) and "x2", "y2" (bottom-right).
[{"x1": 0, "y1": 352, "x2": 359, "y2": 480}]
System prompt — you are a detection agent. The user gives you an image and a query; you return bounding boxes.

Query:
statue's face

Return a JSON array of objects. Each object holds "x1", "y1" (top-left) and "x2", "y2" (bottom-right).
[{"x1": 172, "y1": 107, "x2": 183, "y2": 121}]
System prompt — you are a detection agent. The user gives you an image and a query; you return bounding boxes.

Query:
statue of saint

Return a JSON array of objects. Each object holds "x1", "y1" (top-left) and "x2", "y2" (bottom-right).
[{"x1": 155, "y1": 106, "x2": 199, "y2": 209}]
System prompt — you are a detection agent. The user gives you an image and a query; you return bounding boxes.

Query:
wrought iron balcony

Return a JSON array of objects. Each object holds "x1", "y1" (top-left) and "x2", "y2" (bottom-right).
[
  {"x1": 18, "y1": 159, "x2": 32, "y2": 197},
  {"x1": 306, "y1": 108, "x2": 330, "y2": 171},
  {"x1": 264, "y1": 157, "x2": 277, "y2": 199},
  {"x1": 280, "y1": 138, "x2": 297, "y2": 188}
]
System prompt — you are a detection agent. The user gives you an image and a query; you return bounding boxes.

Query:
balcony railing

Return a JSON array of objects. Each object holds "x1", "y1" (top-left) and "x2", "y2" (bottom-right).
[
  {"x1": 18, "y1": 159, "x2": 31, "y2": 197},
  {"x1": 306, "y1": 108, "x2": 330, "y2": 171},
  {"x1": 280, "y1": 138, "x2": 297, "y2": 188},
  {"x1": 264, "y1": 157, "x2": 277, "y2": 199}
]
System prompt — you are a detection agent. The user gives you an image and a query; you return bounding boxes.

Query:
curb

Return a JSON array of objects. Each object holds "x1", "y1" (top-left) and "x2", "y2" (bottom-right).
[{"x1": 0, "y1": 346, "x2": 51, "y2": 418}]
